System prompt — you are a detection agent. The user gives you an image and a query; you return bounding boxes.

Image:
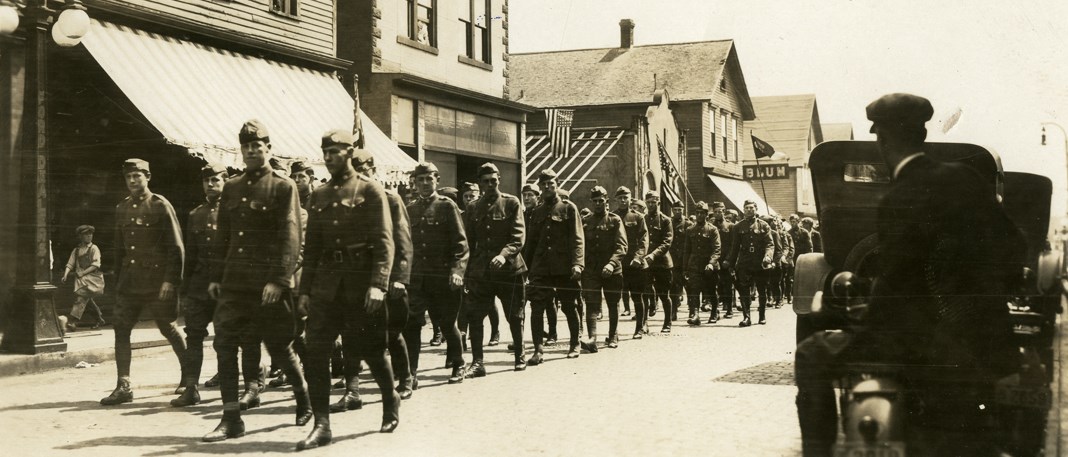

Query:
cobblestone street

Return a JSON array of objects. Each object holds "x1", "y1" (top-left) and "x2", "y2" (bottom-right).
[{"x1": 0, "y1": 306, "x2": 804, "y2": 456}]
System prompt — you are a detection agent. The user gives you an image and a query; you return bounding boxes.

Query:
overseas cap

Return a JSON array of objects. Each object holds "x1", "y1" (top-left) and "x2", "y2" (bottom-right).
[
  {"x1": 644, "y1": 190, "x2": 658, "y2": 200},
  {"x1": 200, "y1": 163, "x2": 228, "y2": 179},
  {"x1": 522, "y1": 183, "x2": 541, "y2": 195},
  {"x1": 75, "y1": 225, "x2": 95, "y2": 235},
  {"x1": 694, "y1": 201, "x2": 709, "y2": 212},
  {"x1": 711, "y1": 201, "x2": 726, "y2": 209},
  {"x1": 239, "y1": 119, "x2": 270, "y2": 144},
  {"x1": 412, "y1": 162, "x2": 439, "y2": 176},
  {"x1": 290, "y1": 161, "x2": 313, "y2": 175},
  {"x1": 614, "y1": 186, "x2": 632, "y2": 197},
  {"x1": 123, "y1": 158, "x2": 150, "y2": 174},
  {"x1": 437, "y1": 187, "x2": 459, "y2": 204},
  {"x1": 630, "y1": 199, "x2": 647, "y2": 209},
  {"x1": 557, "y1": 189, "x2": 570, "y2": 199},
  {"x1": 477, "y1": 162, "x2": 500, "y2": 177},
  {"x1": 743, "y1": 199, "x2": 757, "y2": 208},
  {"x1": 321, "y1": 129, "x2": 355, "y2": 149},
  {"x1": 671, "y1": 200, "x2": 684, "y2": 208},
  {"x1": 352, "y1": 149, "x2": 374, "y2": 168},
  {"x1": 865, "y1": 93, "x2": 934, "y2": 126},
  {"x1": 461, "y1": 182, "x2": 479, "y2": 194},
  {"x1": 537, "y1": 169, "x2": 557, "y2": 183},
  {"x1": 589, "y1": 185, "x2": 609, "y2": 199}
]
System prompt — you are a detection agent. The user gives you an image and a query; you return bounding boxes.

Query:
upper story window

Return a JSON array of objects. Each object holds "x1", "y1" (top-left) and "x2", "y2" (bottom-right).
[
  {"x1": 461, "y1": 0, "x2": 492, "y2": 64},
  {"x1": 708, "y1": 105, "x2": 716, "y2": 157},
  {"x1": 271, "y1": 0, "x2": 299, "y2": 18},
  {"x1": 407, "y1": 0, "x2": 437, "y2": 47},
  {"x1": 731, "y1": 117, "x2": 739, "y2": 163},
  {"x1": 720, "y1": 112, "x2": 728, "y2": 162}
]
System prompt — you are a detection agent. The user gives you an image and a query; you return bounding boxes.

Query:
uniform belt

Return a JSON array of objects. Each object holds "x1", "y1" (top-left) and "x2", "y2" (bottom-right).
[{"x1": 322, "y1": 249, "x2": 352, "y2": 264}]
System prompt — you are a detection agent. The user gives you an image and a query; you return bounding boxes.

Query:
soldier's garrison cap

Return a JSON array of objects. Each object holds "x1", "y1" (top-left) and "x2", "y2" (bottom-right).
[
  {"x1": 711, "y1": 201, "x2": 726, "y2": 209},
  {"x1": 461, "y1": 182, "x2": 479, "y2": 194},
  {"x1": 644, "y1": 190, "x2": 658, "y2": 200},
  {"x1": 671, "y1": 200, "x2": 684, "y2": 208},
  {"x1": 477, "y1": 162, "x2": 500, "y2": 177},
  {"x1": 536, "y1": 169, "x2": 557, "y2": 183},
  {"x1": 123, "y1": 158, "x2": 150, "y2": 174},
  {"x1": 630, "y1": 199, "x2": 647, "y2": 209},
  {"x1": 321, "y1": 129, "x2": 355, "y2": 149},
  {"x1": 352, "y1": 149, "x2": 375, "y2": 168},
  {"x1": 522, "y1": 183, "x2": 541, "y2": 195},
  {"x1": 239, "y1": 119, "x2": 270, "y2": 144},
  {"x1": 200, "y1": 163, "x2": 228, "y2": 179},
  {"x1": 694, "y1": 201, "x2": 709, "y2": 212},
  {"x1": 589, "y1": 185, "x2": 609, "y2": 199},
  {"x1": 614, "y1": 186, "x2": 631, "y2": 197},
  {"x1": 412, "y1": 162, "x2": 439, "y2": 177}
]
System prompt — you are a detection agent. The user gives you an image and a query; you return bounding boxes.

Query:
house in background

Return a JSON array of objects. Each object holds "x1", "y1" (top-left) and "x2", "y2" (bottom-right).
[
  {"x1": 510, "y1": 19, "x2": 772, "y2": 214},
  {"x1": 337, "y1": 0, "x2": 536, "y2": 194},
  {"x1": 821, "y1": 123, "x2": 855, "y2": 142},
  {"x1": 741, "y1": 94, "x2": 826, "y2": 216}
]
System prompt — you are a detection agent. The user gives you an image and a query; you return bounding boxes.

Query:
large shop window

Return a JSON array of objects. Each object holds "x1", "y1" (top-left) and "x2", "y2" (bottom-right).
[
  {"x1": 395, "y1": 97, "x2": 417, "y2": 147},
  {"x1": 423, "y1": 103, "x2": 518, "y2": 159}
]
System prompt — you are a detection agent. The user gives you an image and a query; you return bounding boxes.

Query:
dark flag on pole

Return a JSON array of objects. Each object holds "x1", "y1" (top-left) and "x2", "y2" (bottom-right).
[
  {"x1": 546, "y1": 108, "x2": 575, "y2": 158},
  {"x1": 751, "y1": 134, "x2": 776, "y2": 159}
]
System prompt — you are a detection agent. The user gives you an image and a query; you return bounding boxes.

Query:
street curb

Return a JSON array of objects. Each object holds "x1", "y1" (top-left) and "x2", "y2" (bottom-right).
[{"x1": 0, "y1": 335, "x2": 213, "y2": 378}]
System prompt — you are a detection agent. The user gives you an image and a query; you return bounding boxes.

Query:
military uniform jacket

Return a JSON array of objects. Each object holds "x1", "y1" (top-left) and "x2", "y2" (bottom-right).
[
  {"x1": 790, "y1": 227, "x2": 813, "y2": 259},
  {"x1": 211, "y1": 166, "x2": 302, "y2": 291},
  {"x1": 407, "y1": 193, "x2": 469, "y2": 289},
  {"x1": 386, "y1": 189, "x2": 412, "y2": 285},
  {"x1": 299, "y1": 170, "x2": 395, "y2": 298},
  {"x1": 524, "y1": 196, "x2": 584, "y2": 277},
  {"x1": 670, "y1": 216, "x2": 691, "y2": 270},
  {"x1": 684, "y1": 220, "x2": 721, "y2": 272},
  {"x1": 713, "y1": 218, "x2": 734, "y2": 267},
  {"x1": 768, "y1": 229, "x2": 783, "y2": 264},
  {"x1": 582, "y1": 211, "x2": 627, "y2": 274},
  {"x1": 728, "y1": 217, "x2": 774, "y2": 271},
  {"x1": 810, "y1": 229, "x2": 824, "y2": 253},
  {"x1": 613, "y1": 208, "x2": 648, "y2": 266},
  {"x1": 115, "y1": 192, "x2": 185, "y2": 295},
  {"x1": 464, "y1": 192, "x2": 527, "y2": 278},
  {"x1": 779, "y1": 228, "x2": 795, "y2": 266},
  {"x1": 644, "y1": 211, "x2": 673, "y2": 269},
  {"x1": 182, "y1": 197, "x2": 219, "y2": 299}
]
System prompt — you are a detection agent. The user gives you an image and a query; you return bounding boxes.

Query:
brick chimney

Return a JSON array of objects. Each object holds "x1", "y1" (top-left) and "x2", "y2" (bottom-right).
[{"x1": 619, "y1": 19, "x2": 635, "y2": 48}]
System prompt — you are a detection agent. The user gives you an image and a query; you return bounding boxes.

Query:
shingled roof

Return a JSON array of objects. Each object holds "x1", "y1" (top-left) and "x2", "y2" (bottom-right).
[
  {"x1": 742, "y1": 94, "x2": 823, "y2": 167},
  {"x1": 510, "y1": 40, "x2": 755, "y2": 119}
]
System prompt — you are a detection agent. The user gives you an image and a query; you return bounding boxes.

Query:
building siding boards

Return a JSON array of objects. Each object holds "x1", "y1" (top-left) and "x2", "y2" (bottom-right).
[{"x1": 101, "y1": 0, "x2": 336, "y2": 56}]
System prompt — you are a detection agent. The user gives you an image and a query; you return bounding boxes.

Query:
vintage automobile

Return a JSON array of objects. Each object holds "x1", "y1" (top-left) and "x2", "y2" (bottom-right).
[{"x1": 792, "y1": 141, "x2": 1064, "y2": 456}]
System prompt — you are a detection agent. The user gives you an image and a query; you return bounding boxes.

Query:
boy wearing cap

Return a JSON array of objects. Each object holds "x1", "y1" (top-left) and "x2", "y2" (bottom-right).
[
  {"x1": 61, "y1": 225, "x2": 105, "y2": 332},
  {"x1": 464, "y1": 162, "x2": 529, "y2": 372},
  {"x1": 641, "y1": 191, "x2": 673, "y2": 332},
  {"x1": 580, "y1": 186, "x2": 627, "y2": 349},
  {"x1": 204, "y1": 120, "x2": 310, "y2": 442},
  {"x1": 101, "y1": 158, "x2": 188, "y2": 406},
  {"x1": 612, "y1": 186, "x2": 648, "y2": 323},
  {"x1": 523, "y1": 169, "x2": 585, "y2": 362}
]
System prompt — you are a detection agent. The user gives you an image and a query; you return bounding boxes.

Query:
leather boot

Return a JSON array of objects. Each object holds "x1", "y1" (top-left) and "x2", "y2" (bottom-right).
[
  {"x1": 268, "y1": 372, "x2": 290, "y2": 388},
  {"x1": 100, "y1": 379, "x2": 134, "y2": 406},
  {"x1": 203, "y1": 413, "x2": 245, "y2": 442},
  {"x1": 380, "y1": 391, "x2": 400, "y2": 433},
  {"x1": 204, "y1": 373, "x2": 220, "y2": 388},
  {"x1": 331, "y1": 375, "x2": 363, "y2": 412},
  {"x1": 397, "y1": 375, "x2": 414, "y2": 399},
  {"x1": 296, "y1": 420, "x2": 332, "y2": 451},
  {"x1": 448, "y1": 364, "x2": 466, "y2": 384},
  {"x1": 237, "y1": 382, "x2": 261, "y2": 410},
  {"x1": 170, "y1": 383, "x2": 201, "y2": 407},
  {"x1": 488, "y1": 330, "x2": 500, "y2": 346},
  {"x1": 467, "y1": 360, "x2": 487, "y2": 378},
  {"x1": 295, "y1": 390, "x2": 313, "y2": 426},
  {"x1": 758, "y1": 310, "x2": 767, "y2": 325},
  {"x1": 514, "y1": 354, "x2": 527, "y2": 371},
  {"x1": 739, "y1": 302, "x2": 752, "y2": 327}
]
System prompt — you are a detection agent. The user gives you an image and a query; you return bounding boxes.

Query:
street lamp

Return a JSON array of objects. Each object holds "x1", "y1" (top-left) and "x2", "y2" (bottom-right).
[{"x1": 1041, "y1": 122, "x2": 1068, "y2": 215}]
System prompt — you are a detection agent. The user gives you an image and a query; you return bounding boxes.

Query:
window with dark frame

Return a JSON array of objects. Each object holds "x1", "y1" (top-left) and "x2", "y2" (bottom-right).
[
  {"x1": 731, "y1": 117, "x2": 739, "y2": 163},
  {"x1": 271, "y1": 0, "x2": 299, "y2": 18},
  {"x1": 461, "y1": 0, "x2": 492, "y2": 64},
  {"x1": 709, "y1": 105, "x2": 716, "y2": 158},
  {"x1": 408, "y1": 0, "x2": 437, "y2": 47}
]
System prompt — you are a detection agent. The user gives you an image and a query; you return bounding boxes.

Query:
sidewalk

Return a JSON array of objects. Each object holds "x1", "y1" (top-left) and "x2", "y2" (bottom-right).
[
  {"x1": 0, "y1": 318, "x2": 209, "y2": 377},
  {"x1": 1048, "y1": 300, "x2": 1067, "y2": 454}
]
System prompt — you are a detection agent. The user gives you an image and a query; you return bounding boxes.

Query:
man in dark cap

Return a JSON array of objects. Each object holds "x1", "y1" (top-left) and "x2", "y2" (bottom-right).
[
  {"x1": 710, "y1": 201, "x2": 736, "y2": 320},
  {"x1": 683, "y1": 201, "x2": 721, "y2": 326},
  {"x1": 641, "y1": 191, "x2": 673, "y2": 331},
  {"x1": 801, "y1": 217, "x2": 822, "y2": 253},
  {"x1": 794, "y1": 94, "x2": 1025, "y2": 456},
  {"x1": 580, "y1": 186, "x2": 627, "y2": 349},
  {"x1": 612, "y1": 186, "x2": 648, "y2": 325},
  {"x1": 724, "y1": 200, "x2": 774, "y2": 327},
  {"x1": 295, "y1": 129, "x2": 401, "y2": 449},
  {"x1": 61, "y1": 224, "x2": 105, "y2": 332},
  {"x1": 408, "y1": 162, "x2": 470, "y2": 383},
  {"x1": 171, "y1": 163, "x2": 227, "y2": 407},
  {"x1": 521, "y1": 182, "x2": 558, "y2": 345},
  {"x1": 464, "y1": 162, "x2": 529, "y2": 372},
  {"x1": 668, "y1": 200, "x2": 689, "y2": 321},
  {"x1": 523, "y1": 169, "x2": 585, "y2": 362},
  {"x1": 102, "y1": 158, "x2": 187, "y2": 406},
  {"x1": 203, "y1": 120, "x2": 310, "y2": 442},
  {"x1": 290, "y1": 161, "x2": 317, "y2": 209}
]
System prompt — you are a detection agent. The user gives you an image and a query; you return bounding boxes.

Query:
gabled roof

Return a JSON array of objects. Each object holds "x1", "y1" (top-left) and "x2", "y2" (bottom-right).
[
  {"x1": 820, "y1": 123, "x2": 855, "y2": 141},
  {"x1": 510, "y1": 40, "x2": 755, "y2": 119},
  {"x1": 742, "y1": 94, "x2": 822, "y2": 167}
]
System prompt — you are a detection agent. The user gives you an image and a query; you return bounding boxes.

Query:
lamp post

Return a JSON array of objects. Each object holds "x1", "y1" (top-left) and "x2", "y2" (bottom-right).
[
  {"x1": 1041, "y1": 122, "x2": 1068, "y2": 273},
  {"x1": 0, "y1": 0, "x2": 91, "y2": 354}
]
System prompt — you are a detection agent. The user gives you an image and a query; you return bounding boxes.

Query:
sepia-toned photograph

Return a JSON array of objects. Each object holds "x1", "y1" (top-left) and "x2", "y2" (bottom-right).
[{"x1": 0, "y1": 0, "x2": 1066, "y2": 455}]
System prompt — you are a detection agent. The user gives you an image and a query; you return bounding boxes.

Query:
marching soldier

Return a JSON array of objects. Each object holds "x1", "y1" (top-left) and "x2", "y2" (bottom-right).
[
  {"x1": 710, "y1": 202, "x2": 735, "y2": 320},
  {"x1": 802, "y1": 217, "x2": 823, "y2": 253},
  {"x1": 626, "y1": 198, "x2": 652, "y2": 337},
  {"x1": 760, "y1": 215, "x2": 784, "y2": 312},
  {"x1": 296, "y1": 130, "x2": 399, "y2": 450},
  {"x1": 580, "y1": 186, "x2": 627, "y2": 350},
  {"x1": 291, "y1": 161, "x2": 317, "y2": 209},
  {"x1": 668, "y1": 200, "x2": 690, "y2": 322},
  {"x1": 641, "y1": 191, "x2": 673, "y2": 332},
  {"x1": 612, "y1": 187, "x2": 648, "y2": 327},
  {"x1": 204, "y1": 120, "x2": 310, "y2": 442},
  {"x1": 524, "y1": 169, "x2": 585, "y2": 363},
  {"x1": 521, "y1": 183, "x2": 559, "y2": 345},
  {"x1": 408, "y1": 162, "x2": 470, "y2": 383},
  {"x1": 464, "y1": 163, "x2": 528, "y2": 372},
  {"x1": 683, "y1": 202, "x2": 721, "y2": 326},
  {"x1": 725, "y1": 200, "x2": 775, "y2": 327},
  {"x1": 773, "y1": 216, "x2": 794, "y2": 308},
  {"x1": 102, "y1": 158, "x2": 187, "y2": 406},
  {"x1": 171, "y1": 163, "x2": 226, "y2": 407}
]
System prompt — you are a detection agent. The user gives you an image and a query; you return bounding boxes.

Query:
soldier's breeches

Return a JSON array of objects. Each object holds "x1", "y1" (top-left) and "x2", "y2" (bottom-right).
[
  {"x1": 412, "y1": 282, "x2": 463, "y2": 366},
  {"x1": 582, "y1": 274, "x2": 622, "y2": 338},
  {"x1": 782, "y1": 265, "x2": 795, "y2": 301},
  {"x1": 182, "y1": 296, "x2": 217, "y2": 383},
  {"x1": 467, "y1": 273, "x2": 525, "y2": 361},
  {"x1": 685, "y1": 271, "x2": 718, "y2": 316},
  {"x1": 736, "y1": 268, "x2": 767, "y2": 317},
  {"x1": 623, "y1": 267, "x2": 647, "y2": 331},
  {"x1": 387, "y1": 290, "x2": 411, "y2": 381},
  {"x1": 645, "y1": 268, "x2": 672, "y2": 314},
  {"x1": 670, "y1": 267, "x2": 686, "y2": 318},
  {"x1": 529, "y1": 275, "x2": 580, "y2": 350},
  {"x1": 717, "y1": 269, "x2": 735, "y2": 312}
]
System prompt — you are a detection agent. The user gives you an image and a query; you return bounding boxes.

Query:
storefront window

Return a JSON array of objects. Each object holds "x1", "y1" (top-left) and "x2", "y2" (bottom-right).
[{"x1": 394, "y1": 97, "x2": 416, "y2": 146}]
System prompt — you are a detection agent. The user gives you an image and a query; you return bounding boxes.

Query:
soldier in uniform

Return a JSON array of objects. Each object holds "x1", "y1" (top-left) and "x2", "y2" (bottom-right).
[
  {"x1": 641, "y1": 191, "x2": 673, "y2": 331},
  {"x1": 295, "y1": 130, "x2": 400, "y2": 450},
  {"x1": 668, "y1": 200, "x2": 689, "y2": 322},
  {"x1": 408, "y1": 162, "x2": 470, "y2": 383},
  {"x1": 710, "y1": 202, "x2": 735, "y2": 320},
  {"x1": 521, "y1": 183, "x2": 558, "y2": 345},
  {"x1": 759, "y1": 215, "x2": 784, "y2": 311},
  {"x1": 203, "y1": 120, "x2": 310, "y2": 442},
  {"x1": 683, "y1": 202, "x2": 721, "y2": 326},
  {"x1": 725, "y1": 200, "x2": 774, "y2": 327},
  {"x1": 774, "y1": 216, "x2": 794, "y2": 308},
  {"x1": 801, "y1": 217, "x2": 823, "y2": 253},
  {"x1": 580, "y1": 186, "x2": 626, "y2": 349},
  {"x1": 523, "y1": 169, "x2": 584, "y2": 363},
  {"x1": 102, "y1": 158, "x2": 187, "y2": 406},
  {"x1": 291, "y1": 161, "x2": 317, "y2": 209},
  {"x1": 612, "y1": 187, "x2": 647, "y2": 320},
  {"x1": 464, "y1": 163, "x2": 528, "y2": 372},
  {"x1": 171, "y1": 163, "x2": 227, "y2": 407}
]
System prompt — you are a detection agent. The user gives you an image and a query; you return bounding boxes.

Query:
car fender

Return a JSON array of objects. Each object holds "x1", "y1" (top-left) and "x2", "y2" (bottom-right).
[{"x1": 793, "y1": 253, "x2": 833, "y2": 315}]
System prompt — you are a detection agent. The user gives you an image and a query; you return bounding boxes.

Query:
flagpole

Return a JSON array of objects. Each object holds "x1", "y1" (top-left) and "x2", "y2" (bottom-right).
[{"x1": 751, "y1": 131, "x2": 771, "y2": 216}]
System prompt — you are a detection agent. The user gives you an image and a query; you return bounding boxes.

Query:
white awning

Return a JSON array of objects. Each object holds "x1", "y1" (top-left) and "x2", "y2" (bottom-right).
[{"x1": 706, "y1": 174, "x2": 778, "y2": 215}]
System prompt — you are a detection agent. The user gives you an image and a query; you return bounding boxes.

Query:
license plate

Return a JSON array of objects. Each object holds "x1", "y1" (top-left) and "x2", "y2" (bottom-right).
[
  {"x1": 996, "y1": 385, "x2": 1052, "y2": 409},
  {"x1": 833, "y1": 442, "x2": 906, "y2": 457}
]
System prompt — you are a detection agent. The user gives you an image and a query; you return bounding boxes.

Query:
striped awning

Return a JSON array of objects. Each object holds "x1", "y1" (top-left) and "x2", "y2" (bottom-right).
[
  {"x1": 706, "y1": 174, "x2": 779, "y2": 216},
  {"x1": 80, "y1": 20, "x2": 415, "y2": 185},
  {"x1": 524, "y1": 129, "x2": 626, "y2": 195}
]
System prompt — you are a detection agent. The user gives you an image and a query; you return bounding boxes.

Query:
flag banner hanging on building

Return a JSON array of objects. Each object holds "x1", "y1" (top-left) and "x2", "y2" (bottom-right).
[
  {"x1": 545, "y1": 108, "x2": 575, "y2": 158},
  {"x1": 751, "y1": 134, "x2": 777, "y2": 159}
]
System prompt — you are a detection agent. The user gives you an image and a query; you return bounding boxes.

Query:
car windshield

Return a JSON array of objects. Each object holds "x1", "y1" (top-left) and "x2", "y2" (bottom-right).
[{"x1": 843, "y1": 163, "x2": 890, "y2": 183}]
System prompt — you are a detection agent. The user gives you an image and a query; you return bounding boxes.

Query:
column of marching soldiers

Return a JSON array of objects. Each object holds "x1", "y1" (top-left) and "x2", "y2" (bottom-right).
[{"x1": 96, "y1": 119, "x2": 823, "y2": 451}]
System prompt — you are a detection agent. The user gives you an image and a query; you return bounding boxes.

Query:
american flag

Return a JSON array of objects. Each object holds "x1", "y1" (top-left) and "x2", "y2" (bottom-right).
[{"x1": 545, "y1": 108, "x2": 575, "y2": 158}]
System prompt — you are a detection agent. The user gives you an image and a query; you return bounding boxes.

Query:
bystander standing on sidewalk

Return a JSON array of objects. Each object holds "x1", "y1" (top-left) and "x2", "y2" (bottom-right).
[{"x1": 60, "y1": 225, "x2": 106, "y2": 333}]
